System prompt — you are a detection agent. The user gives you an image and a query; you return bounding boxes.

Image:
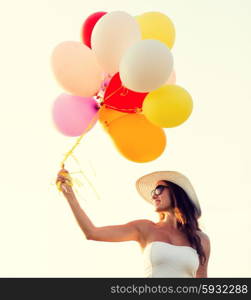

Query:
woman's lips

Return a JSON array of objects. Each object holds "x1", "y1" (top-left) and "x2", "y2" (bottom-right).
[{"x1": 154, "y1": 200, "x2": 161, "y2": 206}]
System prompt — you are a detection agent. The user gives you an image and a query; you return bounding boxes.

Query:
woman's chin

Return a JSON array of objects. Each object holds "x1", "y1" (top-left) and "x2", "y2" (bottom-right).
[{"x1": 155, "y1": 206, "x2": 163, "y2": 212}]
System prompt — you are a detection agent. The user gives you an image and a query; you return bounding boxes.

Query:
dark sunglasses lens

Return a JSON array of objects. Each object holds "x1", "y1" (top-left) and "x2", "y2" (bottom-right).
[
  {"x1": 153, "y1": 185, "x2": 164, "y2": 196},
  {"x1": 151, "y1": 185, "x2": 169, "y2": 197},
  {"x1": 155, "y1": 186, "x2": 164, "y2": 195}
]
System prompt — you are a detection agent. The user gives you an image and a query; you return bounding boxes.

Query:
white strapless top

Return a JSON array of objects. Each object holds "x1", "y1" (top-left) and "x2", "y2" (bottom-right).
[{"x1": 143, "y1": 241, "x2": 200, "y2": 278}]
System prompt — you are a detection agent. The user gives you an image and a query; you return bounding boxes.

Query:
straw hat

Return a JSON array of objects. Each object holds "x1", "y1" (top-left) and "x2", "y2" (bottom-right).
[{"x1": 136, "y1": 171, "x2": 201, "y2": 218}]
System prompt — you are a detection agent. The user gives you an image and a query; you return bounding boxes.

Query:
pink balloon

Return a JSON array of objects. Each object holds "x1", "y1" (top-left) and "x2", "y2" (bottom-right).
[
  {"x1": 52, "y1": 94, "x2": 99, "y2": 137},
  {"x1": 166, "y1": 70, "x2": 176, "y2": 85}
]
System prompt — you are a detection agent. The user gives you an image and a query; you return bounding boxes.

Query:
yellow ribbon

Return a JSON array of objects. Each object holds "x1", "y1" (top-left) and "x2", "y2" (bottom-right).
[
  {"x1": 56, "y1": 111, "x2": 98, "y2": 193},
  {"x1": 55, "y1": 86, "x2": 142, "y2": 196}
]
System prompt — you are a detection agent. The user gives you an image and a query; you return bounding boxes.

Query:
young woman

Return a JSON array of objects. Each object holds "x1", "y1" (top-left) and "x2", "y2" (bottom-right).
[{"x1": 56, "y1": 169, "x2": 210, "y2": 278}]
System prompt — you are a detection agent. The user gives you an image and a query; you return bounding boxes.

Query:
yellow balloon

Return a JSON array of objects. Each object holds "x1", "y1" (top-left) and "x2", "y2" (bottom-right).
[
  {"x1": 108, "y1": 114, "x2": 166, "y2": 163},
  {"x1": 98, "y1": 105, "x2": 129, "y2": 131},
  {"x1": 143, "y1": 85, "x2": 193, "y2": 128},
  {"x1": 135, "y1": 12, "x2": 175, "y2": 49}
]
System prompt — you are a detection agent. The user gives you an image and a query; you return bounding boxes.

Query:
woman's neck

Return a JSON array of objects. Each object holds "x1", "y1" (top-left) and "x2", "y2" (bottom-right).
[{"x1": 158, "y1": 211, "x2": 178, "y2": 229}]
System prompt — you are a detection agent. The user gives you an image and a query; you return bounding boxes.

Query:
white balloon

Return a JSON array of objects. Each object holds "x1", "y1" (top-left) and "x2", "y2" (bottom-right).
[
  {"x1": 91, "y1": 11, "x2": 141, "y2": 75},
  {"x1": 119, "y1": 39, "x2": 174, "y2": 93}
]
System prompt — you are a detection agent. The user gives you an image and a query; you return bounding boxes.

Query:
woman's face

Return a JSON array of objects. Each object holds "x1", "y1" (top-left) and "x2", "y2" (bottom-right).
[{"x1": 151, "y1": 180, "x2": 173, "y2": 212}]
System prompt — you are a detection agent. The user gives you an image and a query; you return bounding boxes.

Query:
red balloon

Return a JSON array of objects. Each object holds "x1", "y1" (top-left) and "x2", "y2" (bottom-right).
[
  {"x1": 104, "y1": 73, "x2": 148, "y2": 113},
  {"x1": 81, "y1": 12, "x2": 107, "y2": 48}
]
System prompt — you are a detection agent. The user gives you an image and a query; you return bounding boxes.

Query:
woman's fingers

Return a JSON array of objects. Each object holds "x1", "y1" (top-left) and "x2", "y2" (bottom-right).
[
  {"x1": 61, "y1": 182, "x2": 73, "y2": 194},
  {"x1": 56, "y1": 169, "x2": 70, "y2": 182},
  {"x1": 56, "y1": 169, "x2": 73, "y2": 194},
  {"x1": 58, "y1": 168, "x2": 69, "y2": 175},
  {"x1": 61, "y1": 184, "x2": 68, "y2": 193}
]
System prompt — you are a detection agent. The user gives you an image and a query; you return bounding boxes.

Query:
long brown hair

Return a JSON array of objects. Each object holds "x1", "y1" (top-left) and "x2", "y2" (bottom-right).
[{"x1": 163, "y1": 180, "x2": 206, "y2": 265}]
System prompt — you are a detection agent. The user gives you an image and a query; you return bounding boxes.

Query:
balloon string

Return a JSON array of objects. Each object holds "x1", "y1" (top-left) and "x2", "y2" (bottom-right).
[
  {"x1": 103, "y1": 85, "x2": 124, "y2": 101},
  {"x1": 70, "y1": 153, "x2": 101, "y2": 201},
  {"x1": 56, "y1": 85, "x2": 124, "y2": 193},
  {"x1": 56, "y1": 112, "x2": 98, "y2": 194},
  {"x1": 57, "y1": 83, "x2": 140, "y2": 194},
  {"x1": 120, "y1": 87, "x2": 129, "y2": 96},
  {"x1": 60, "y1": 113, "x2": 98, "y2": 169},
  {"x1": 102, "y1": 103, "x2": 142, "y2": 113},
  {"x1": 102, "y1": 84, "x2": 142, "y2": 113}
]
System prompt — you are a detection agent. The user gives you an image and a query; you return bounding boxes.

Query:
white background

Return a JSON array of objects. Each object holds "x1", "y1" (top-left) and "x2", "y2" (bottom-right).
[{"x1": 0, "y1": 0, "x2": 250, "y2": 277}]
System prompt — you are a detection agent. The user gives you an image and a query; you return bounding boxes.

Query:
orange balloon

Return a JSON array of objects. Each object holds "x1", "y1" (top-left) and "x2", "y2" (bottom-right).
[
  {"x1": 98, "y1": 105, "x2": 129, "y2": 131},
  {"x1": 108, "y1": 114, "x2": 166, "y2": 163}
]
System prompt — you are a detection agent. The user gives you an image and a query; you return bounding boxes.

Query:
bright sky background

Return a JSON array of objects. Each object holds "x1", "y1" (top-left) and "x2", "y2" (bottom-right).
[{"x1": 0, "y1": 0, "x2": 250, "y2": 277}]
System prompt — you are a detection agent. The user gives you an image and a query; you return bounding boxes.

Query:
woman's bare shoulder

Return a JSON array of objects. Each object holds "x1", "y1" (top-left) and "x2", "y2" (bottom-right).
[
  {"x1": 196, "y1": 230, "x2": 210, "y2": 240},
  {"x1": 132, "y1": 219, "x2": 155, "y2": 229},
  {"x1": 196, "y1": 230, "x2": 211, "y2": 252},
  {"x1": 129, "y1": 219, "x2": 155, "y2": 238}
]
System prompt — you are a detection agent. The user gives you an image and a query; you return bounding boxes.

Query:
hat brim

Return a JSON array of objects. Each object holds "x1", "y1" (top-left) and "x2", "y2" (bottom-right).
[{"x1": 136, "y1": 171, "x2": 201, "y2": 218}]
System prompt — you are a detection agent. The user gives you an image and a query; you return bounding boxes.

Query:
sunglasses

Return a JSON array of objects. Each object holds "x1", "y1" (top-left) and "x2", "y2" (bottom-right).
[{"x1": 151, "y1": 185, "x2": 169, "y2": 197}]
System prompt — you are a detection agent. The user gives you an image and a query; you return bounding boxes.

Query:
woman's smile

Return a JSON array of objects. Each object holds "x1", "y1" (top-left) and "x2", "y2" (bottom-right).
[{"x1": 154, "y1": 199, "x2": 161, "y2": 206}]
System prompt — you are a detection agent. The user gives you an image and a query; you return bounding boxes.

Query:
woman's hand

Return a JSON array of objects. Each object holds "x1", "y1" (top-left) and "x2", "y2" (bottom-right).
[{"x1": 56, "y1": 168, "x2": 75, "y2": 198}]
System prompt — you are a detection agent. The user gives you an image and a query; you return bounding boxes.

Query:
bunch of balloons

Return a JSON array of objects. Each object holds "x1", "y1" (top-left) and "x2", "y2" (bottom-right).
[{"x1": 51, "y1": 11, "x2": 194, "y2": 163}]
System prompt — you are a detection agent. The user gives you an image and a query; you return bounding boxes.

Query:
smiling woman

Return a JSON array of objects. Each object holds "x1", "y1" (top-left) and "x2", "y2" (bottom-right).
[
  {"x1": 56, "y1": 168, "x2": 210, "y2": 278},
  {"x1": 136, "y1": 171, "x2": 210, "y2": 278}
]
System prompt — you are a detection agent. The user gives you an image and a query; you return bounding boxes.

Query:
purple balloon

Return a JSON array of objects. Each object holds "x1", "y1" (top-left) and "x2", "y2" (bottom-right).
[{"x1": 52, "y1": 94, "x2": 99, "y2": 136}]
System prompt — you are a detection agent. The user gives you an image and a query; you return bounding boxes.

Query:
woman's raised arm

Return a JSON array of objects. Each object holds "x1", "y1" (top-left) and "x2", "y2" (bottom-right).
[{"x1": 56, "y1": 169, "x2": 148, "y2": 243}]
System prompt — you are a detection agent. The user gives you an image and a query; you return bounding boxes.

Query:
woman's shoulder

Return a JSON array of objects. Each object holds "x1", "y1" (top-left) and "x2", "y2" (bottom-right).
[
  {"x1": 196, "y1": 230, "x2": 210, "y2": 241},
  {"x1": 196, "y1": 230, "x2": 211, "y2": 253},
  {"x1": 132, "y1": 219, "x2": 155, "y2": 228},
  {"x1": 130, "y1": 219, "x2": 155, "y2": 237}
]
